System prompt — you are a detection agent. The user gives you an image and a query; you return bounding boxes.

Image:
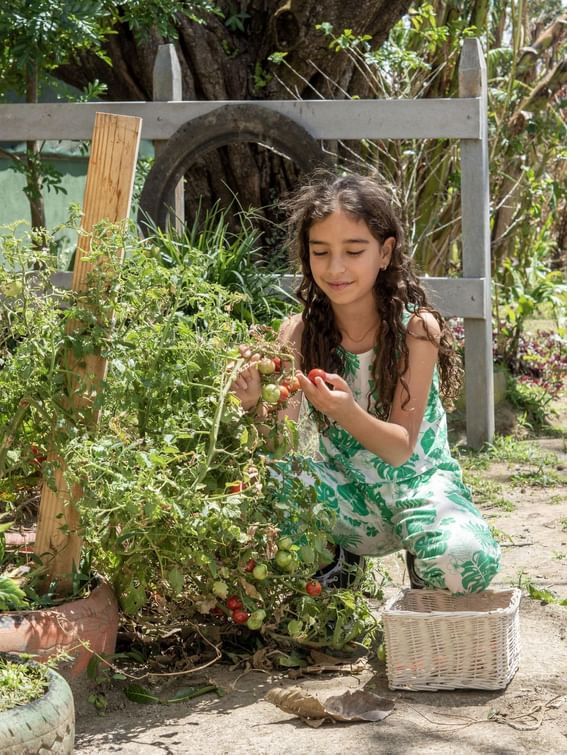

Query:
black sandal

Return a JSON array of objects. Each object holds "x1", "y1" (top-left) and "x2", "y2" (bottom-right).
[{"x1": 405, "y1": 551, "x2": 425, "y2": 589}]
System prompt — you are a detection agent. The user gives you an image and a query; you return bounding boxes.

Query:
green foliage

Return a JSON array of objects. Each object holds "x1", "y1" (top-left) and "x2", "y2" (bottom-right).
[
  {"x1": 0, "y1": 223, "x2": 369, "y2": 653},
  {"x1": 0, "y1": 655, "x2": 49, "y2": 712},
  {"x1": 149, "y1": 201, "x2": 297, "y2": 325}
]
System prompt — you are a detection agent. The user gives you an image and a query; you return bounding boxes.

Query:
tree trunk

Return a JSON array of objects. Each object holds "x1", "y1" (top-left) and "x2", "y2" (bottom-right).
[
  {"x1": 25, "y1": 65, "x2": 47, "y2": 238},
  {"x1": 54, "y1": 0, "x2": 413, "y2": 228}
]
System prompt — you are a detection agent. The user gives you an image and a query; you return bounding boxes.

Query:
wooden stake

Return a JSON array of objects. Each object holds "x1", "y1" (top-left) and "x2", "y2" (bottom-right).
[{"x1": 34, "y1": 113, "x2": 141, "y2": 590}]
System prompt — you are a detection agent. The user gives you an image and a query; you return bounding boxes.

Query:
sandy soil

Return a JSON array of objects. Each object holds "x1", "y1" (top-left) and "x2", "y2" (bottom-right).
[{"x1": 68, "y1": 422, "x2": 567, "y2": 755}]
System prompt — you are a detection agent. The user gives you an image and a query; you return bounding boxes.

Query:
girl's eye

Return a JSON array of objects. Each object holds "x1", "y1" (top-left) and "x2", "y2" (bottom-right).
[
  {"x1": 346, "y1": 250, "x2": 364, "y2": 256},
  {"x1": 311, "y1": 251, "x2": 327, "y2": 256}
]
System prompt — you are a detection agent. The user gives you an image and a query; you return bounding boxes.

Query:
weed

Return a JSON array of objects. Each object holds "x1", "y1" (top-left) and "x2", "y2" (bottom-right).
[{"x1": 463, "y1": 473, "x2": 515, "y2": 512}]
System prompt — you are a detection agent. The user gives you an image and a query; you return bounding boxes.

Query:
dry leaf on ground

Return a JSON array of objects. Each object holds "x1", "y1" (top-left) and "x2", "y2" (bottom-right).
[{"x1": 265, "y1": 686, "x2": 394, "y2": 727}]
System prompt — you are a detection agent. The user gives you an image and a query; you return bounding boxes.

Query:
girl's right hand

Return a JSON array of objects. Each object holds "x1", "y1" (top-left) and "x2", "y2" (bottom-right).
[{"x1": 231, "y1": 346, "x2": 262, "y2": 411}]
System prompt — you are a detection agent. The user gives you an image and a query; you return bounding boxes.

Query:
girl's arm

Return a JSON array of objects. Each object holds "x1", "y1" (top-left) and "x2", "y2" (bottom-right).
[{"x1": 297, "y1": 312, "x2": 440, "y2": 467}]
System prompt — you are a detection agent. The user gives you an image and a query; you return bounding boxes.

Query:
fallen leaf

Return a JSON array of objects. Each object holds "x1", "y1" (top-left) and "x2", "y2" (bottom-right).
[
  {"x1": 266, "y1": 687, "x2": 327, "y2": 721},
  {"x1": 325, "y1": 690, "x2": 395, "y2": 722},
  {"x1": 265, "y1": 686, "x2": 394, "y2": 726}
]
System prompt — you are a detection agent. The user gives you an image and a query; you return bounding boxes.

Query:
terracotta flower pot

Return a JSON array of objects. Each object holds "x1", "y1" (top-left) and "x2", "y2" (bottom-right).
[{"x1": 0, "y1": 578, "x2": 119, "y2": 675}]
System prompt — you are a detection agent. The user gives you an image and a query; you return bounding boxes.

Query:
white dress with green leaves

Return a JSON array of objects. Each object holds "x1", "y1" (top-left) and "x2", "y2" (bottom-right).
[{"x1": 286, "y1": 345, "x2": 501, "y2": 594}]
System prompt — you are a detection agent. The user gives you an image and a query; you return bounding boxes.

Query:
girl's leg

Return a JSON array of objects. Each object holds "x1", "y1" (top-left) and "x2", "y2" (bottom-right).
[
  {"x1": 390, "y1": 469, "x2": 501, "y2": 593},
  {"x1": 271, "y1": 457, "x2": 398, "y2": 556}
]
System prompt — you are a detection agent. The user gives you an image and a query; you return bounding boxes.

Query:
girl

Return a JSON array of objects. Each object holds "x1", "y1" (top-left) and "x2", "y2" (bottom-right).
[{"x1": 232, "y1": 173, "x2": 500, "y2": 594}]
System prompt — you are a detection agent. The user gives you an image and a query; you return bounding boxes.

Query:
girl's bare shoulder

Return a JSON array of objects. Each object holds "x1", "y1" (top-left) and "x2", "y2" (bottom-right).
[
  {"x1": 407, "y1": 310, "x2": 441, "y2": 343},
  {"x1": 278, "y1": 313, "x2": 304, "y2": 346},
  {"x1": 278, "y1": 313, "x2": 304, "y2": 367}
]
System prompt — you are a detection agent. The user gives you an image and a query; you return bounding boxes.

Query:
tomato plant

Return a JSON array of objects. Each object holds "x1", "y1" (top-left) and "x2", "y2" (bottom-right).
[{"x1": 0, "y1": 223, "x2": 376, "y2": 659}]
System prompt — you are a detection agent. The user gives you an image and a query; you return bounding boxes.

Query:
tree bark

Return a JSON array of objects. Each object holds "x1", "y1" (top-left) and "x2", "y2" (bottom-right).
[{"x1": 54, "y1": 1, "x2": 413, "y2": 228}]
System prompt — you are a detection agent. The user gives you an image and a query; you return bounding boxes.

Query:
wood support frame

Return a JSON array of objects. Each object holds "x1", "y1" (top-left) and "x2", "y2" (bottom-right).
[{"x1": 33, "y1": 113, "x2": 142, "y2": 587}]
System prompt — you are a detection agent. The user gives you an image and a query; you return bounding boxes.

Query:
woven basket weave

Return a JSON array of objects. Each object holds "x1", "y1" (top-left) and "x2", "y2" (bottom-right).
[{"x1": 382, "y1": 588, "x2": 521, "y2": 691}]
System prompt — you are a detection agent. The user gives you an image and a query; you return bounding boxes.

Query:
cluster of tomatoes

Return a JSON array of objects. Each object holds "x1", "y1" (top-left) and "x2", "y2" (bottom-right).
[
  {"x1": 256, "y1": 355, "x2": 300, "y2": 406},
  {"x1": 209, "y1": 536, "x2": 323, "y2": 632}
]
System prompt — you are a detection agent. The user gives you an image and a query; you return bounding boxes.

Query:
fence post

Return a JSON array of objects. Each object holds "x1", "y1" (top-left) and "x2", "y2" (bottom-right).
[
  {"x1": 153, "y1": 43, "x2": 185, "y2": 233},
  {"x1": 459, "y1": 38, "x2": 494, "y2": 449}
]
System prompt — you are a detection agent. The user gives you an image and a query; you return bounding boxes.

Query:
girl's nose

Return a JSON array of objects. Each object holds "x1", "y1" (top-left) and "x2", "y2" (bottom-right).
[{"x1": 327, "y1": 254, "x2": 346, "y2": 274}]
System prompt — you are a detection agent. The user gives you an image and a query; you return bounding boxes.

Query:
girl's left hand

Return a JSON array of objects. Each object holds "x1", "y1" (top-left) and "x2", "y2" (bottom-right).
[{"x1": 296, "y1": 371, "x2": 355, "y2": 423}]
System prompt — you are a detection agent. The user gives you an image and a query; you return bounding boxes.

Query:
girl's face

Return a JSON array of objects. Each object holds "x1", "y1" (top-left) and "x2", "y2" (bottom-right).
[{"x1": 307, "y1": 209, "x2": 393, "y2": 309}]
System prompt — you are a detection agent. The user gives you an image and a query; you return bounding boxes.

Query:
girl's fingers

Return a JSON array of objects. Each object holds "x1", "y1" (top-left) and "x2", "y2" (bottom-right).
[{"x1": 321, "y1": 372, "x2": 349, "y2": 392}]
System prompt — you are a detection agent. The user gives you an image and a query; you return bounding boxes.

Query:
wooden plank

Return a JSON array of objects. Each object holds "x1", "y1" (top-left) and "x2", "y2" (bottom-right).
[
  {"x1": 153, "y1": 44, "x2": 184, "y2": 233},
  {"x1": 34, "y1": 112, "x2": 142, "y2": 589},
  {"x1": 0, "y1": 98, "x2": 481, "y2": 141},
  {"x1": 279, "y1": 274, "x2": 486, "y2": 319},
  {"x1": 459, "y1": 38, "x2": 494, "y2": 449}
]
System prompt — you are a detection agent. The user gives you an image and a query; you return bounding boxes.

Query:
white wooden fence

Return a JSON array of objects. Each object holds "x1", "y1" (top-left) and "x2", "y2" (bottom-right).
[{"x1": 0, "y1": 38, "x2": 493, "y2": 448}]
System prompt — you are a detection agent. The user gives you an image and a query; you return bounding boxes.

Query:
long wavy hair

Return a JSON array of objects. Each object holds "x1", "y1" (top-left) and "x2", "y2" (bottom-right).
[{"x1": 283, "y1": 172, "x2": 462, "y2": 430}]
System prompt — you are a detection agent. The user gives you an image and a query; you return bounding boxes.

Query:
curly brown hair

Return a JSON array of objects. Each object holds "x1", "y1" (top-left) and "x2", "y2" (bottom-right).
[{"x1": 283, "y1": 172, "x2": 462, "y2": 429}]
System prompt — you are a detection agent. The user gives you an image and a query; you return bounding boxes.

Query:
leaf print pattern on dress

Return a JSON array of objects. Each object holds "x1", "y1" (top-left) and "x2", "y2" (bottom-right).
[
  {"x1": 413, "y1": 530, "x2": 449, "y2": 559},
  {"x1": 418, "y1": 564, "x2": 446, "y2": 589},
  {"x1": 337, "y1": 482, "x2": 369, "y2": 517},
  {"x1": 460, "y1": 551, "x2": 500, "y2": 592}
]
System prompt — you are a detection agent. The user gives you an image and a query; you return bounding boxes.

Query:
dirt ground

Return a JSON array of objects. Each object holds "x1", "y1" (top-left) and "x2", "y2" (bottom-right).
[{"x1": 70, "y1": 419, "x2": 567, "y2": 755}]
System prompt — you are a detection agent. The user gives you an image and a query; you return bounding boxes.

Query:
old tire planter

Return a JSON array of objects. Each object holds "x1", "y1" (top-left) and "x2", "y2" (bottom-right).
[
  {"x1": 138, "y1": 103, "x2": 331, "y2": 232},
  {"x1": 0, "y1": 578, "x2": 119, "y2": 676},
  {"x1": 0, "y1": 654, "x2": 74, "y2": 754}
]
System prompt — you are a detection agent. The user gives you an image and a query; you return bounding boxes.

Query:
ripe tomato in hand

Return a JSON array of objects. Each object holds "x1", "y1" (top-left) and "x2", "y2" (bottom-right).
[
  {"x1": 226, "y1": 595, "x2": 243, "y2": 611},
  {"x1": 232, "y1": 609, "x2": 250, "y2": 624},
  {"x1": 307, "y1": 368, "x2": 327, "y2": 385},
  {"x1": 305, "y1": 580, "x2": 322, "y2": 597}
]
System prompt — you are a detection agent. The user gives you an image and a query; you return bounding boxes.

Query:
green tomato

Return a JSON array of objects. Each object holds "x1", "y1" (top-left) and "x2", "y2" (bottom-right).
[
  {"x1": 287, "y1": 619, "x2": 303, "y2": 637},
  {"x1": 278, "y1": 536, "x2": 294, "y2": 551},
  {"x1": 252, "y1": 563, "x2": 269, "y2": 580},
  {"x1": 246, "y1": 609, "x2": 266, "y2": 631},
  {"x1": 275, "y1": 550, "x2": 293, "y2": 569},
  {"x1": 212, "y1": 580, "x2": 228, "y2": 599},
  {"x1": 257, "y1": 358, "x2": 276, "y2": 375},
  {"x1": 261, "y1": 383, "x2": 281, "y2": 404}
]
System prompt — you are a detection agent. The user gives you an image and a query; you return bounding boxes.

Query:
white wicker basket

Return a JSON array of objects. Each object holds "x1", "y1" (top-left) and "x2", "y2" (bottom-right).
[{"x1": 382, "y1": 588, "x2": 521, "y2": 691}]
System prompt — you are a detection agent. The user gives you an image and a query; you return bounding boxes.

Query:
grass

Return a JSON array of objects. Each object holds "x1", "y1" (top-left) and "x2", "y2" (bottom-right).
[
  {"x1": 463, "y1": 473, "x2": 515, "y2": 512},
  {"x1": 0, "y1": 655, "x2": 48, "y2": 712}
]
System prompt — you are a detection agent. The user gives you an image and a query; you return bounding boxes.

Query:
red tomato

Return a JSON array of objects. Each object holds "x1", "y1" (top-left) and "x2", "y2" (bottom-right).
[
  {"x1": 305, "y1": 580, "x2": 322, "y2": 597},
  {"x1": 228, "y1": 482, "x2": 245, "y2": 494},
  {"x1": 244, "y1": 558, "x2": 256, "y2": 573},
  {"x1": 232, "y1": 609, "x2": 250, "y2": 624},
  {"x1": 307, "y1": 368, "x2": 327, "y2": 385},
  {"x1": 209, "y1": 606, "x2": 225, "y2": 618},
  {"x1": 273, "y1": 356, "x2": 282, "y2": 372},
  {"x1": 226, "y1": 595, "x2": 243, "y2": 611},
  {"x1": 283, "y1": 375, "x2": 300, "y2": 394},
  {"x1": 278, "y1": 385, "x2": 289, "y2": 402}
]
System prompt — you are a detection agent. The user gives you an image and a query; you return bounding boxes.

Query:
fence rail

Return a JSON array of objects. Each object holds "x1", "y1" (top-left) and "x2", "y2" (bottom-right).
[{"x1": 0, "y1": 99, "x2": 480, "y2": 142}]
